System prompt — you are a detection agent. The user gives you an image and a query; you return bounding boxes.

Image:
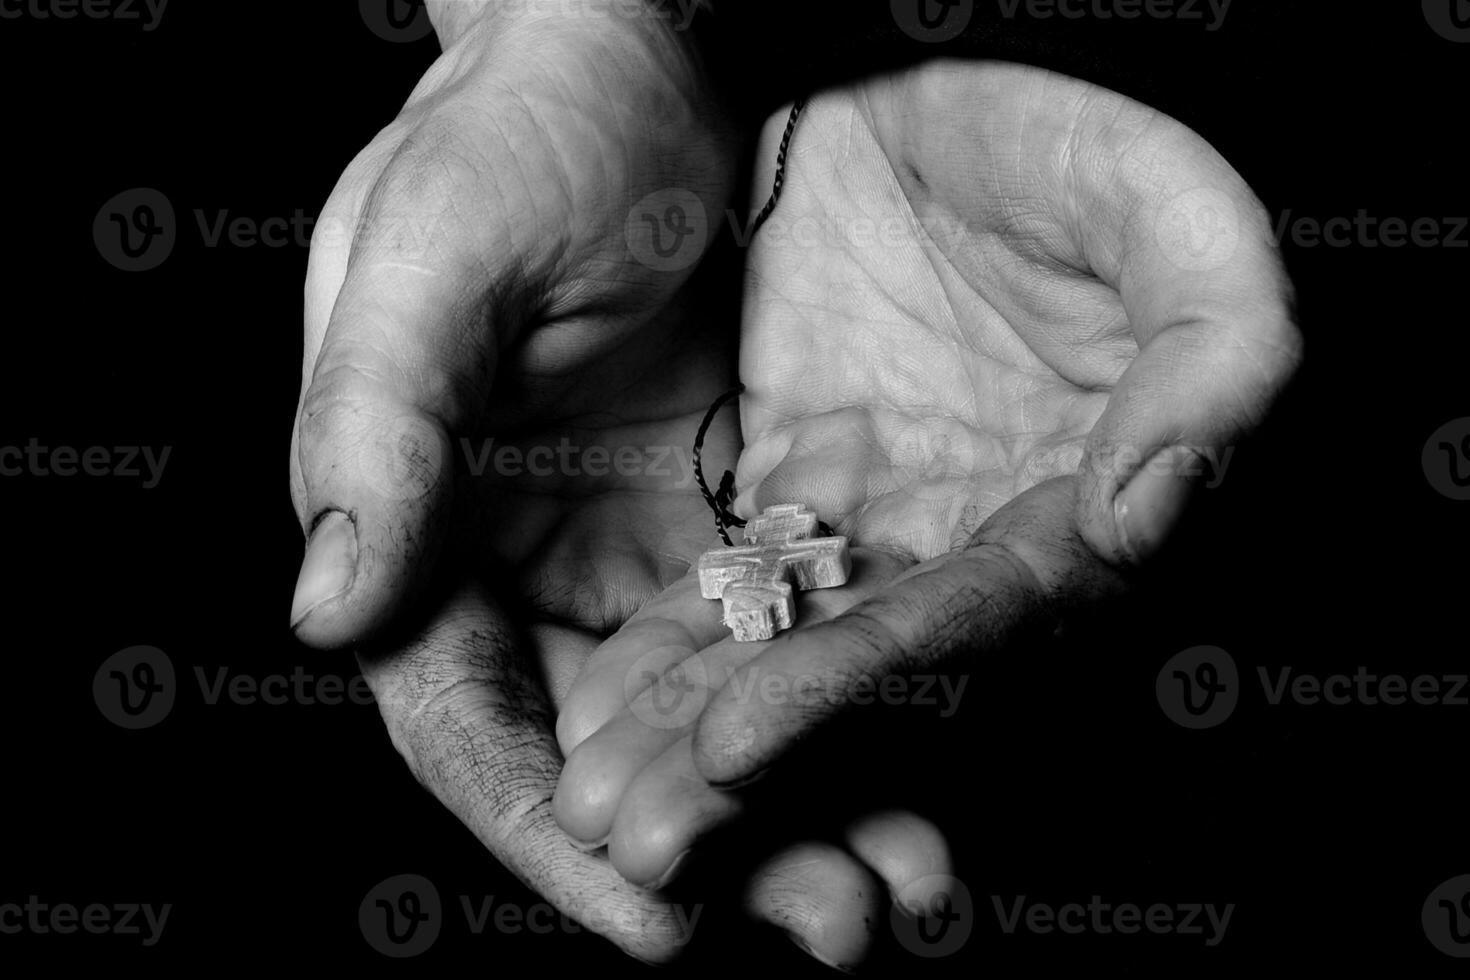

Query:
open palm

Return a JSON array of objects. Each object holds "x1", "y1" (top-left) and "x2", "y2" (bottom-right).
[
  {"x1": 555, "y1": 59, "x2": 1300, "y2": 907},
  {"x1": 738, "y1": 60, "x2": 1291, "y2": 556}
]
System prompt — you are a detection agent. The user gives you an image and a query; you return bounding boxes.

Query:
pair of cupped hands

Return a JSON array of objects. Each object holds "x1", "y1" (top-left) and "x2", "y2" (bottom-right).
[{"x1": 288, "y1": 1, "x2": 1298, "y2": 968}]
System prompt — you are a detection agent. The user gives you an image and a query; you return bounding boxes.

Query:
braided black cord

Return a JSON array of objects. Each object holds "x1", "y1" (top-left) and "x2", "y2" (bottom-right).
[
  {"x1": 693, "y1": 97, "x2": 809, "y2": 546},
  {"x1": 750, "y1": 97, "x2": 807, "y2": 236},
  {"x1": 693, "y1": 385, "x2": 746, "y2": 546}
]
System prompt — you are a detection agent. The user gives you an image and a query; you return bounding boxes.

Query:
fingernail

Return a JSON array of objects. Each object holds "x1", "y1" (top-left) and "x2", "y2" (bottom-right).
[
  {"x1": 569, "y1": 834, "x2": 608, "y2": 853},
  {"x1": 892, "y1": 897, "x2": 924, "y2": 919},
  {"x1": 1114, "y1": 446, "x2": 1203, "y2": 564},
  {"x1": 787, "y1": 933, "x2": 854, "y2": 974},
  {"x1": 643, "y1": 850, "x2": 692, "y2": 892},
  {"x1": 291, "y1": 511, "x2": 357, "y2": 628},
  {"x1": 711, "y1": 767, "x2": 768, "y2": 791}
]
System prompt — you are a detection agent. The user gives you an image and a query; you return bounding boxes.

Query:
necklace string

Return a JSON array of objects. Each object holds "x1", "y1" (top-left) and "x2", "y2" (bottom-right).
[{"x1": 694, "y1": 97, "x2": 811, "y2": 546}]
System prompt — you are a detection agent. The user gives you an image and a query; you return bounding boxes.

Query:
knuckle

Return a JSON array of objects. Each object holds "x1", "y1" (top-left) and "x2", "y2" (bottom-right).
[
  {"x1": 309, "y1": 123, "x2": 412, "y2": 257},
  {"x1": 369, "y1": 112, "x2": 487, "y2": 229},
  {"x1": 299, "y1": 361, "x2": 398, "y2": 451},
  {"x1": 693, "y1": 705, "x2": 764, "y2": 778}
]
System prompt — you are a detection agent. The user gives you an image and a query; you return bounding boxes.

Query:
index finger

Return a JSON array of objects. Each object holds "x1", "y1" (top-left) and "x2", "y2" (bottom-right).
[{"x1": 357, "y1": 578, "x2": 702, "y2": 963}]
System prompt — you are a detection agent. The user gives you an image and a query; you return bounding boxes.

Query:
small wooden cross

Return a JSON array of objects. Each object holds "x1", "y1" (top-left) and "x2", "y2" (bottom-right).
[{"x1": 697, "y1": 504, "x2": 851, "y2": 642}]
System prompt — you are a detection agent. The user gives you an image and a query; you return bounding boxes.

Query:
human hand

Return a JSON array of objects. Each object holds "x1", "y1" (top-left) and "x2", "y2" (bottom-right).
[
  {"x1": 289, "y1": 2, "x2": 947, "y2": 964},
  {"x1": 554, "y1": 545, "x2": 961, "y2": 967},
  {"x1": 555, "y1": 58, "x2": 1301, "y2": 909},
  {"x1": 288, "y1": 1, "x2": 741, "y2": 961}
]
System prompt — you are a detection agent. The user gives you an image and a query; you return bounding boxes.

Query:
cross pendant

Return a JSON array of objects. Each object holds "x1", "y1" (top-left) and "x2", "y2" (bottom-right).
[{"x1": 697, "y1": 504, "x2": 851, "y2": 642}]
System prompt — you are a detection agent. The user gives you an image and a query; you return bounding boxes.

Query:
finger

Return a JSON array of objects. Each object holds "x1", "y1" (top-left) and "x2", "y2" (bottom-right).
[
  {"x1": 745, "y1": 841, "x2": 887, "y2": 972},
  {"x1": 1063, "y1": 86, "x2": 1302, "y2": 565},
  {"x1": 695, "y1": 476, "x2": 1124, "y2": 785},
  {"x1": 528, "y1": 621, "x2": 599, "y2": 711},
  {"x1": 290, "y1": 123, "x2": 407, "y2": 516},
  {"x1": 291, "y1": 97, "x2": 571, "y2": 649},
  {"x1": 553, "y1": 615, "x2": 761, "y2": 849},
  {"x1": 844, "y1": 810, "x2": 952, "y2": 917},
  {"x1": 555, "y1": 551, "x2": 907, "y2": 847},
  {"x1": 556, "y1": 694, "x2": 696, "y2": 849},
  {"x1": 607, "y1": 735, "x2": 743, "y2": 889},
  {"x1": 605, "y1": 758, "x2": 953, "y2": 900},
  {"x1": 358, "y1": 578, "x2": 700, "y2": 963},
  {"x1": 554, "y1": 572, "x2": 729, "y2": 756}
]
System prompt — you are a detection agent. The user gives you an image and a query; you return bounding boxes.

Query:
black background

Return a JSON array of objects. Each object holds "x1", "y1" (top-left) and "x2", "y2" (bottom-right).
[{"x1": 1, "y1": 0, "x2": 1465, "y2": 973}]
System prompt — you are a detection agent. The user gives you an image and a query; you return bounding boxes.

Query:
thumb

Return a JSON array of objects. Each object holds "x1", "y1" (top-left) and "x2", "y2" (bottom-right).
[
  {"x1": 290, "y1": 120, "x2": 533, "y2": 648},
  {"x1": 1075, "y1": 155, "x2": 1302, "y2": 567},
  {"x1": 289, "y1": 327, "x2": 459, "y2": 649}
]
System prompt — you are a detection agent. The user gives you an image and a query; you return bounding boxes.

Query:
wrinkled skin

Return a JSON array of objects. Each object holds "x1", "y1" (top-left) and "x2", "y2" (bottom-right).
[
  {"x1": 290, "y1": 1, "x2": 1299, "y2": 966},
  {"x1": 553, "y1": 60, "x2": 1301, "y2": 930},
  {"x1": 290, "y1": 4, "x2": 976, "y2": 966}
]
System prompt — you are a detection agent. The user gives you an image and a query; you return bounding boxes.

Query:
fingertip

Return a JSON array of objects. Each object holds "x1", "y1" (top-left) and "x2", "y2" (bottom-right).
[
  {"x1": 845, "y1": 810, "x2": 952, "y2": 908},
  {"x1": 291, "y1": 392, "x2": 454, "y2": 648},
  {"x1": 746, "y1": 841, "x2": 885, "y2": 973},
  {"x1": 555, "y1": 661, "x2": 636, "y2": 757},
  {"x1": 607, "y1": 738, "x2": 742, "y2": 890},
  {"x1": 608, "y1": 808, "x2": 690, "y2": 891},
  {"x1": 290, "y1": 509, "x2": 358, "y2": 634},
  {"x1": 1077, "y1": 439, "x2": 1208, "y2": 567},
  {"x1": 1113, "y1": 445, "x2": 1206, "y2": 563},
  {"x1": 690, "y1": 691, "x2": 764, "y2": 786},
  {"x1": 553, "y1": 741, "x2": 627, "y2": 848}
]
